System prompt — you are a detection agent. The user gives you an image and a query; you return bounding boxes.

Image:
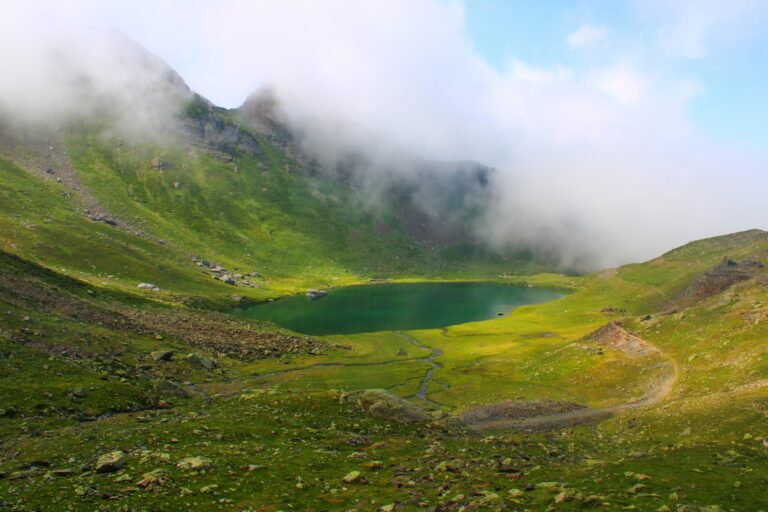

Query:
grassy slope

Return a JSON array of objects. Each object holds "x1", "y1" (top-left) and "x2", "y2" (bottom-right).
[
  {"x1": 2, "y1": 231, "x2": 766, "y2": 510},
  {"x1": 2, "y1": 110, "x2": 768, "y2": 510},
  {"x1": 2, "y1": 111, "x2": 547, "y2": 307}
]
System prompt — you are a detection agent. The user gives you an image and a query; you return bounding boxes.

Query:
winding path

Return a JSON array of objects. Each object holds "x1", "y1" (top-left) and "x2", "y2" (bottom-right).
[{"x1": 464, "y1": 333, "x2": 680, "y2": 431}]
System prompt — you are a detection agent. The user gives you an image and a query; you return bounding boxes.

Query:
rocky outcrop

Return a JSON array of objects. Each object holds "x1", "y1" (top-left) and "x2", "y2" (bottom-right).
[
  {"x1": 674, "y1": 256, "x2": 764, "y2": 308},
  {"x1": 586, "y1": 321, "x2": 657, "y2": 357},
  {"x1": 180, "y1": 94, "x2": 262, "y2": 159}
]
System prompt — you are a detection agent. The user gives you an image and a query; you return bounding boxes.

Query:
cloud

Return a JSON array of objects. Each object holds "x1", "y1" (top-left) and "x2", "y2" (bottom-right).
[
  {"x1": 567, "y1": 24, "x2": 608, "y2": 48},
  {"x1": 1, "y1": 0, "x2": 767, "y2": 270},
  {"x1": 0, "y1": 4, "x2": 191, "y2": 137},
  {"x1": 588, "y1": 64, "x2": 649, "y2": 104}
]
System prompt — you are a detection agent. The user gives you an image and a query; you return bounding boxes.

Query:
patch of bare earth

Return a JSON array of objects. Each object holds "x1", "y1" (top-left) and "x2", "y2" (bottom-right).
[
  {"x1": 672, "y1": 256, "x2": 764, "y2": 310},
  {"x1": 461, "y1": 322, "x2": 677, "y2": 431},
  {"x1": 586, "y1": 321, "x2": 658, "y2": 357},
  {"x1": 460, "y1": 400, "x2": 586, "y2": 425}
]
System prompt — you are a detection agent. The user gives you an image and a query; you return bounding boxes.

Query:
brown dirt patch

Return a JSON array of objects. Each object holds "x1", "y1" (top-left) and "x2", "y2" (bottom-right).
[
  {"x1": 586, "y1": 321, "x2": 657, "y2": 357},
  {"x1": 460, "y1": 399, "x2": 586, "y2": 426}
]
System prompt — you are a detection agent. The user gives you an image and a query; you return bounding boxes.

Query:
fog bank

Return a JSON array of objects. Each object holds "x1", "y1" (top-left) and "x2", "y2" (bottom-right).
[{"x1": 2, "y1": 1, "x2": 767, "y2": 269}]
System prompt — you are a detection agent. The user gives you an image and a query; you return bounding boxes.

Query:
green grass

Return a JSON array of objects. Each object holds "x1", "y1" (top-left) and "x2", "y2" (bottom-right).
[{"x1": 2, "y1": 108, "x2": 768, "y2": 510}]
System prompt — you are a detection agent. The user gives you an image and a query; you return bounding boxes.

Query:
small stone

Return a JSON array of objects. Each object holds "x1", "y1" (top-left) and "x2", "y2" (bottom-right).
[
  {"x1": 535, "y1": 481, "x2": 562, "y2": 492},
  {"x1": 554, "y1": 490, "x2": 574, "y2": 504},
  {"x1": 52, "y1": 468, "x2": 76, "y2": 477},
  {"x1": 342, "y1": 470, "x2": 363, "y2": 484},
  {"x1": 9, "y1": 470, "x2": 34, "y2": 480},
  {"x1": 435, "y1": 461, "x2": 458, "y2": 473}
]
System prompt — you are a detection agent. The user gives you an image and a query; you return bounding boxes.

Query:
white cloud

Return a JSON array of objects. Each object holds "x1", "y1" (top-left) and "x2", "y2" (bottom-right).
[
  {"x1": 0, "y1": 0, "x2": 766, "y2": 269},
  {"x1": 588, "y1": 64, "x2": 649, "y2": 104},
  {"x1": 567, "y1": 24, "x2": 608, "y2": 48}
]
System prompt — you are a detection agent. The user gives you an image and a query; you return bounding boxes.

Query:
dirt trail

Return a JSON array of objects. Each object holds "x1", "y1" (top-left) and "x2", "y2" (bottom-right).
[{"x1": 465, "y1": 328, "x2": 680, "y2": 431}]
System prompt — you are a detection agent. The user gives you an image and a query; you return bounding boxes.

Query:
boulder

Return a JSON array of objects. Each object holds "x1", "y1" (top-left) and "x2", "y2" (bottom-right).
[
  {"x1": 306, "y1": 289, "x2": 328, "y2": 300},
  {"x1": 153, "y1": 379, "x2": 190, "y2": 398},
  {"x1": 137, "y1": 283, "x2": 161, "y2": 292},
  {"x1": 151, "y1": 350, "x2": 174, "y2": 362},
  {"x1": 177, "y1": 456, "x2": 212, "y2": 472},
  {"x1": 352, "y1": 389, "x2": 428, "y2": 423},
  {"x1": 216, "y1": 274, "x2": 236, "y2": 285},
  {"x1": 151, "y1": 157, "x2": 171, "y2": 170},
  {"x1": 137, "y1": 469, "x2": 170, "y2": 489},
  {"x1": 184, "y1": 352, "x2": 217, "y2": 370},
  {"x1": 95, "y1": 451, "x2": 127, "y2": 474}
]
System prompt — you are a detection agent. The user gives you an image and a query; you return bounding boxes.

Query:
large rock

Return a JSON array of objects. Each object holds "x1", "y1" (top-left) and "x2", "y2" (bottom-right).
[
  {"x1": 153, "y1": 379, "x2": 190, "y2": 398},
  {"x1": 137, "y1": 283, "x2": 161, "y2": 292},
  {"x1": 151, "y1": 350, "x2": 174, "y2": 362},
  {"x1": 352, "y1": 389, "x2": 428, "y2": 423},
  {"x1": 137, "y1": 468, "x2": 170, "y2": 489},
  {"x1": 177, "y1": 457, "x2": 212, "y2": 472},
  {"x1": 216, "y1": 274, "x2": 236, "y2": 285},
  {"x1": 306, "y1": 289, "x2": 327, "y2": 300},
  {"x1": 184, "y1": 352, "x2": 217, "y2": 370},
  {"x1": 95, "y1": 451, "x2": 127, "y2": 474},
  {"x1": 151, "y1": 157, "x2": 171, "y2": 170}
]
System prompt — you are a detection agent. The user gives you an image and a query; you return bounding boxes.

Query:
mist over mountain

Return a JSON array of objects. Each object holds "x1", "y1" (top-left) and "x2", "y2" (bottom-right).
[{"x1": 1, "y1": 2, "x2": 766, "y2": 270}]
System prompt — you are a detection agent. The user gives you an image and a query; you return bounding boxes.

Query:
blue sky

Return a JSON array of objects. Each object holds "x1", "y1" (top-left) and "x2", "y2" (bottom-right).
[{"x1": 463, "y1": 0, "x2": 768, "y2": 149}]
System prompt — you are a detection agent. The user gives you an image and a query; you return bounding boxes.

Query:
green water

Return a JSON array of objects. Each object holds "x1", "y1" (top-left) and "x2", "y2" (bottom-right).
[{"x1": 235, "y1": 282, "x2": 563, "y2": 335}]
